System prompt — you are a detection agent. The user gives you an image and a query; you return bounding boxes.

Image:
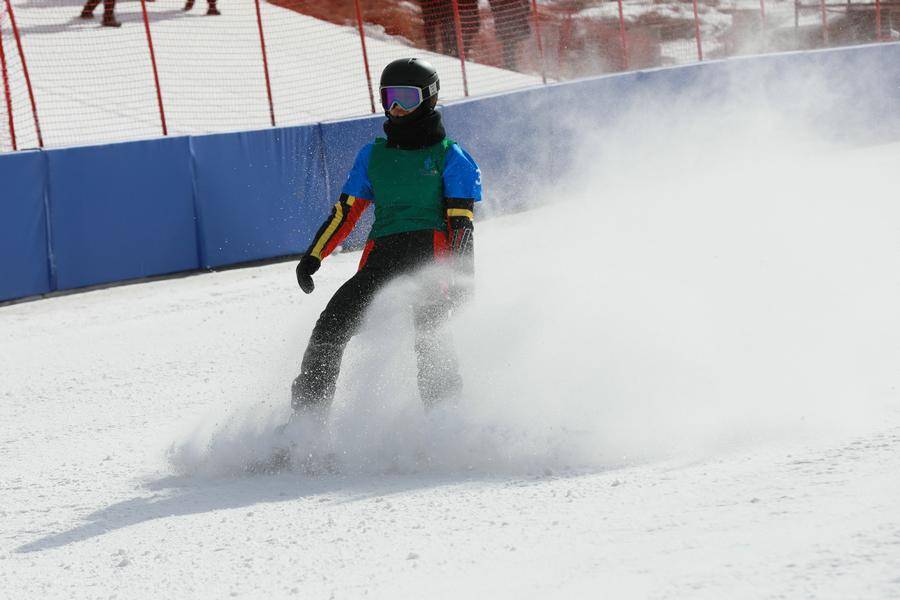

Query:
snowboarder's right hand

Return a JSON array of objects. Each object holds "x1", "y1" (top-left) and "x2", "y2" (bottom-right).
[{"x1": 296, "y1": 254, "x2": 321, "y2": 294}]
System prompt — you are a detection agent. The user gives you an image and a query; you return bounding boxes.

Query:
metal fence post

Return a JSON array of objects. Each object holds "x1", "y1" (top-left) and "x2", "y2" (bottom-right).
[
  {"x1": 139, "y1": 0, "x2": 167, "y2": 136},
  {"x1": 254, "y1": 0, "x2": 276, "y2": 126},
  {"x1": 0, "y1": 22, "x2": 15, "y2": 151},
  {"x1": 5, "y1": 0, "x2": 41, "y2": 147},
  {"x1": 530, "y1": 0, "x2": 547, "y2": 84},
  {"x1": 353, "y1": 0, "x2": 376, "y2": 114},
  {"x1": 875, "y1": 0, "x2": 882, "y2": 41},
  {"x1": 450, "y1": 0, "x2": 469, "y2": 96},
  {"x1": 819, "y1": 0, "x2": 829, "y2": 45},
  {"x1": 617, "y1": 0, "x2": 629, "y2": 70},
  {"x1": 692, "y1": 0, "x2": 703, "y2": 61}
]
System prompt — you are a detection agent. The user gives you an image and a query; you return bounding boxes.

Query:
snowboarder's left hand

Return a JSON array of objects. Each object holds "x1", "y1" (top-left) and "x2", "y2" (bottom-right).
[
  {"x1": 296, "y1": 255, "x2": 320, "y2": 294},
  {"x1": 446, "y1": 199, "x2": 475, "y2": 308}
]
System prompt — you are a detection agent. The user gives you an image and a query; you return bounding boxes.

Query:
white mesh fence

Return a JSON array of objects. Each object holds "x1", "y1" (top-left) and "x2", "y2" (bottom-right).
[{"x1": 0, "y1": 0, "x2": 892, "y2": 152}]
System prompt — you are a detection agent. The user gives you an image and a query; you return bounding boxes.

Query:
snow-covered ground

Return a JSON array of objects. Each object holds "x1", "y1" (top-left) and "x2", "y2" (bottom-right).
[
  {"x1": 1, "y1": 0, "x2": 540, "y2": 151},
  {"x1": 2, "y1": 92, "x2": 900, "y2": 597}
]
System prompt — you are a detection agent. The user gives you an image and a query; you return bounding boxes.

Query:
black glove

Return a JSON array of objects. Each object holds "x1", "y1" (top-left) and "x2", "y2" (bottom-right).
[
  {"x1": 295, "y1": 254, "x2": 320, "y2": 294},
  {"x1": 446, "y1": 199, "x2": 475, "y2": 275},
  {"x1": 449, "y1": 223, "x2": 474, "y2": 274},
  {"x1": 448, "y1": 224, "x2": 474, "y2": 307},
  {"x1": 445, "y1": 199, "x2": 475, "y2": 307}
]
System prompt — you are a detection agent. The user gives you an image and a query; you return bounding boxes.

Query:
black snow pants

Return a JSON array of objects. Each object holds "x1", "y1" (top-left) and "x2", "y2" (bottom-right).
[{"x1": 292, "y1": 229, "x2": 461, "y2": 414}]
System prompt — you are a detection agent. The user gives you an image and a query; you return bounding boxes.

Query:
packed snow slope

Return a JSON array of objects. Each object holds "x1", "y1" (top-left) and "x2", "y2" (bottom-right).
[{"x1": 2, "y1": 95, "x2": 900, "y2": 598}]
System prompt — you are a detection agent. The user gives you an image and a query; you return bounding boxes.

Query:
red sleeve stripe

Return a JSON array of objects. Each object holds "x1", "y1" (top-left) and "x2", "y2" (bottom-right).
[{"x1": 320, "y1": 196, "x2": 370, "y2": 259}]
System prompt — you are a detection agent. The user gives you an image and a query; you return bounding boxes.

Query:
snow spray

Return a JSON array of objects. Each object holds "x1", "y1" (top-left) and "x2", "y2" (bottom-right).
[{"x1": 170, "y1": 65, "x2": 900, "y2": 477}]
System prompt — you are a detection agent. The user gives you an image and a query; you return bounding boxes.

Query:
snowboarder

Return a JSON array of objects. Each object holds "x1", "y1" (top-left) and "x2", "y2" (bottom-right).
[
  {"x1": 79, "y1": 0, "x2": 120, "y2": 27},
  {"x1": 291, "y1": 57, "x2": 481, "y2": 422},
  {"x1": 417, "y1": 0, "x2": 480, "y2": 58},
  {"x1": 183, "y1": 0, "x2": 220, "y2": 16},
  {"x1": 488, "y1": 0, "x2": 532, "y2": 69}
]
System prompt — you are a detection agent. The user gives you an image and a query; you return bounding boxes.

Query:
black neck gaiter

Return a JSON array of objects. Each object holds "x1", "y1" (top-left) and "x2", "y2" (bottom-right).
[{"x1": 384, "y1": 110, "x2": 447, "y2": 150}]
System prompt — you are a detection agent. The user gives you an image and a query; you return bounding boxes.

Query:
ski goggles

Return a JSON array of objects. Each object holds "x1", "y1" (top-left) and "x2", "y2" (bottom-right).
[{"x1": 380, "y1": 83, "x2": 438, "y2": 112}]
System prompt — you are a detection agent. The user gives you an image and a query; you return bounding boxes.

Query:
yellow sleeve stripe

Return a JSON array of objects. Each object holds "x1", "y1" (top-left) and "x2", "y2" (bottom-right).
[
  {"x1": 310, "y1": 201, "x2": 344, "y2": 259},
  {"x1": 446, "y1": 208, "x2": 474, "y2": 219}
]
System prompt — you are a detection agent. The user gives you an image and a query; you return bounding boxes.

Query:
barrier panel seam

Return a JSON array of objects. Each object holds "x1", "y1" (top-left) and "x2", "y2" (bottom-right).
[
  {"x1": 188, "y1": 136, "x2": 206, "y2": 269},
  {"x1": 41, "y1": 150, "x2": 57, "y2": 291},
  {"x1": 316, "y1": 123, "x2": 331, "y2": 203}
]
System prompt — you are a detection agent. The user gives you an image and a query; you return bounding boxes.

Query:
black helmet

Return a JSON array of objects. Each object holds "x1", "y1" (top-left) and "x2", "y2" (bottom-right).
[{"x1": 379, "y1": 58, "x2": 440, "y2": 123}]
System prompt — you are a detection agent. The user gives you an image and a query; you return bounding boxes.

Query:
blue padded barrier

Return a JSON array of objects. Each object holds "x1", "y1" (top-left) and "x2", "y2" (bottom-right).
[
  {"x1": 46, "y1": 137, "x2": 199, "y2": 290},
  {"x1": 0, "y1": 151, "x2": 51, "y2": 302},
  {"x1": 549, "y1": 62, "x2": 747, "y2": 162},
  {"x1": 536, "y1": 44, "x2": 900, "y2": 189},
  {"x1": 542, "y1": 71, "x2": 646, "y2": 187},
  {"x1": 721, "y1": 46, "x2": 900, "y2": 144},
  {"x1": 319, "y1": 114, "x2": 384, "y2": 197},
  {"x1": 1, "y1": 43, "x2": 899, "y2": 304},
  {"x1": 440, "y1": 85, "x2": 554, "y2": 216},
  {"x1": 191, "y1": 125, "x2": 328, "y2": 268},
  {"x1": 546, "y1": 63, "x2": 748, "y2": 179},
  {"x1": 554, "y1": 44, "x2": 900, "y2": 150}
]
